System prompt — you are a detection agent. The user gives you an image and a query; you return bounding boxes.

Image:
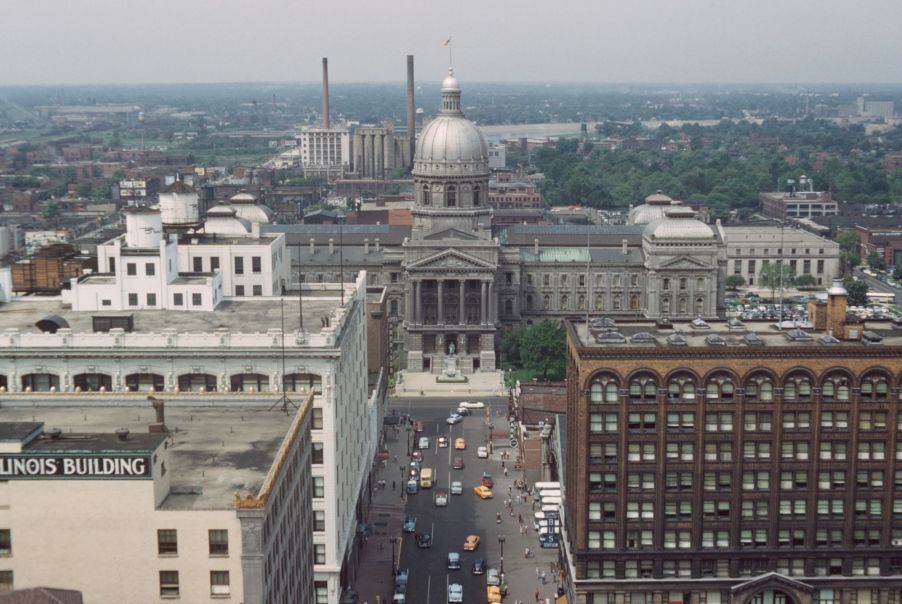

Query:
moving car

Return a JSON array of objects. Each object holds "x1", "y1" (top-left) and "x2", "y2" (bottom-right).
[
  {"x1": 473, "y1": 485, "x2": 493, "y2": 499},
  {"x1": 402, "y1": 516, "x2": 417, "y2": 533},
  {"x1": 486, "y1": 568, "x2": 501, "y2": 586},
  {"x1": 406, "y1": 480, "x2": 418, "y2": 494},
  {"x1": 463, "y1": 535, "x2": 480, "y2": 551},
  {"x1": 455, "y1": 406, "x2": 472, "y2": 416},
  {"x1": 446, "y1": 413, "x2": 463, "y2": 425},
  {"x1": 448, "y1": 583, "x2": 463, "y2": 603},
  {"x1": 416, "y1": 532, "x2": 432, "y2": 548},
  {"x1": 447, "y1": 552, "x2": 461, "y2": 570},
  {"x1": 434, "y1": 489, "x2": 449, "y2": 507},
  {"x1": 487, "y1": 585, "x2": 502, "y2": 603},
  {"x1": 437, "y1": 436, "x2": 449, "y2": 448},
  {"x1": 481, "y1": 472, "x2": 494, "y2": 488},
  {"x1": 411, "y1": 450, "x2": 423, "y2": 462},
  {"x1": 419, "y1": 468, "x2": 434, "y2": 489},
  {"x1": 450, "y1": 481, "x2": 463, "y2": 495},
  {"x1": 477, "y1": 446, "x2": 488, "y2": 458},
  {"x1": 472, "y1": 558, "x2": 486, "y2": 575},
  {"x1": 418, "y1": 437, "x2": 430, "y2": 449},
  {"x1": 453, "y1": 457, "x2": 465, "y2": 470},
  {"x1": 414, "y1": 421, "x2": 424, "y2": 432},
  {"x1": 454, "y1": 437, "x2": 466, "y2": 450},
  {"x1": 458, "y1": 401, "x2": 486, "y2": 409}
]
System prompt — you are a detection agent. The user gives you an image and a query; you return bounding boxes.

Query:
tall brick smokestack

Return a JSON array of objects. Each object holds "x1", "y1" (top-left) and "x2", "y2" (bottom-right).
[
  {"x1": 322, "y1": 57, "x2": 330, "y2": 129},
  {"x1": 407, "y1": 54, "x2": 415, "y2": 168}
]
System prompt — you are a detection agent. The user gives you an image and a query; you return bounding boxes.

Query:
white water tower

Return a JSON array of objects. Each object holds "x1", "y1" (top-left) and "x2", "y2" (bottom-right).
[
  {"x1": 159, "y1": 181, "x2": 201, "y2": 232},
  {"x1": 125, "y1": 207, "x2": 162, "y2": 248}
]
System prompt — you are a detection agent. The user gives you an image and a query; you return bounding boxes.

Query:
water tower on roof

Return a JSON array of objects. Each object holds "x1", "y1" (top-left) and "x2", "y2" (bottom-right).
[{"x1": 159, "y1": 180, "x2": 201, "y2": 232}]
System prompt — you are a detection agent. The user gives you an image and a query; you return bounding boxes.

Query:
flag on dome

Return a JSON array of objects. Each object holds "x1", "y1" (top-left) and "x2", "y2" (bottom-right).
[{"x1": 442, "y1": 38, "x2": 451, "y2": 47}]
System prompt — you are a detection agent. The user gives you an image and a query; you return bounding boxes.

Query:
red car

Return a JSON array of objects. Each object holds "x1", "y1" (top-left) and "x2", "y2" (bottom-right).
[
  {"x1": 412, "y1": 450, "x2": 424, "y2": 462},
  {"x1": 414, "y1": 421, "x2": 425, "y2": 433}
]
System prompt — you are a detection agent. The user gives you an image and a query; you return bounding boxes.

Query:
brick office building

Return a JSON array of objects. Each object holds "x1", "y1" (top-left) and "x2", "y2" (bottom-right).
[{"x1": 564, "y1": 280, "x2": 902, "y2": 604}]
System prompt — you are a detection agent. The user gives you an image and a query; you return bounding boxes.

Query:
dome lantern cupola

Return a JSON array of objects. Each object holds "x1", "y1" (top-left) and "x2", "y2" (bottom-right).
[{"x1": 440, "y1": 68, "x2": 462, "y2": 115}]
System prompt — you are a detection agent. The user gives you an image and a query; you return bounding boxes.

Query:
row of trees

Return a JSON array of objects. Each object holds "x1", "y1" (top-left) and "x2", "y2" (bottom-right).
[{"x1": 500, "y1": 320, "x2": 566, "y2": 382}]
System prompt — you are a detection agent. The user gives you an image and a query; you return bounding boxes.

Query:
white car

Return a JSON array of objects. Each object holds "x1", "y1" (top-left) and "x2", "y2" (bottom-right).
[
  {"x1": 477, "y1": 446, "x2": 488, "y2": 458},
  {"x1": 438, "y1": 436, "x2": 449, "y2": 448},
  {"x1": 458, "y1": 401, "x2": 485, "y2": 409},
  {"x1": 446, "y1": 414, "x2": 463, "y2": 425}
]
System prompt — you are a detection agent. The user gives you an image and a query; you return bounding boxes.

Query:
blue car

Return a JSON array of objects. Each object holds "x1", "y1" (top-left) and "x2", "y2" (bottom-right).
[{"x1": 402, "y1": 516, "x2": 417, "y2": 533}]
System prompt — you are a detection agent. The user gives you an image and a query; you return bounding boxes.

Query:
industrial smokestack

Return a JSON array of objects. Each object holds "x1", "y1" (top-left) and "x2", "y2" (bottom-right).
[
  {"x1": 406, "y1": 55, "x2": 415, "y2": 168},
  {"x1": 322, "y1": 57, "x2": 330, "y2": 129}
]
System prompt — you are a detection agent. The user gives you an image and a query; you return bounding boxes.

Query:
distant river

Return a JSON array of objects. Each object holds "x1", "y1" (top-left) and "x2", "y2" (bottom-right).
[{"x1": 478, "y1": 118, "x2": 761, "y2": 142}]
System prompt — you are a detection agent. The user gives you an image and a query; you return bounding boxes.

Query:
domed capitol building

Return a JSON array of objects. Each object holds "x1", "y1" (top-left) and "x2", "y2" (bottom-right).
[{"x1": 279, "y1": 70, "x2": 841, "y2": 374}]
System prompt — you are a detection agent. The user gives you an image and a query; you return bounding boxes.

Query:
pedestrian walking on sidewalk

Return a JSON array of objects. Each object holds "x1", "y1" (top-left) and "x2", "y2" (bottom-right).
[
  {"x1": 540, "y1": 571, "x2": 546, "y2": 584},
  {"x1": 504, "y1": 466, "x2": 508, "y2": 477},
  {"x1": 534, "y1": 589, "x2": 540, "y2": 602},
  {"x1": 535, "y1": 567, "x2": 540, "y2": 579}
]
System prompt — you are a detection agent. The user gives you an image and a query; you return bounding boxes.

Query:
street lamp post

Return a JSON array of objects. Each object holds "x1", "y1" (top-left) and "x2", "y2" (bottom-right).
[
  {"x1": 389, "y1": 536, "x2": 398, "y2": 577},
  {"x1": 406, "y1": 424, "x2": 412, "y2": 457},
  {"x1": 498, "y1": 534, "x2": 506, "y2": 574}
]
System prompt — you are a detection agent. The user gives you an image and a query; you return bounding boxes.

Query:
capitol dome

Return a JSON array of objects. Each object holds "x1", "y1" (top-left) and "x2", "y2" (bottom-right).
[
  {"x1": 628, "y1": 190, "x2": 674, "y2": 225},
  {"x1": 644, "y1": 206, "x2": 714, "y2": 241},
  {"x1": 413, "y1": 68, "x2": 488, "y2": 178},
  {"x1": 203, "y1": 203, "x2": 252, "y2": 235}
]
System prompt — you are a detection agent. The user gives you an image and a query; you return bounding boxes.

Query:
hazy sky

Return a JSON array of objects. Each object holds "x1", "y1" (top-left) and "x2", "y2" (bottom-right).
[{"x1": 3, "y1": 0, "x2": 901, "y2": 86}]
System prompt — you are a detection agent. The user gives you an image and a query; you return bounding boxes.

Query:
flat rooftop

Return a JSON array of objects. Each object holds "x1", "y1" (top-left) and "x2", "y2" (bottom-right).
[
  {"x1": 572, "y1": 318, "x2": 902, "y2": 349},
  {"x1": 0, "y1": 295, "x2": 346, "y2": 335},
  {"x1": 0, "y1": 403, "x2": 307, "y2": 510}
]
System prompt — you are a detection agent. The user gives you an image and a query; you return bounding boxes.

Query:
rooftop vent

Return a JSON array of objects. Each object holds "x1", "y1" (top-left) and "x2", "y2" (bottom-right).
[
  {"x1": 743, "y1": 332, "x2": 764, "y2": 346},
  {"x1": 667, "y1": 333, "x2": 688, "y2": 346},
  {"x1": 655, "y1": 318, "x2": 673, "y2": 330},
  {"x1": 45, "y1": 427, "x2": 62, "y2": 440},
  {"x1": 784, "y1": 327, "x2": 813, "y2": 342},
  {"x1": 594, "y1": 330, "x2": 626, "y2": 344},
  {"x1": 862, "y1": 331, "x2": 883, "y2": 344},
  {"x1": 690, "y1": 317, "x2": 710, "y2": 330},
  {"x1": 819, "y1": 333, "x2": 841, "y2": 345},
  {"x1": 35, "y1": 314, "x2": 69, "y2": 333},
  {"x1": 705, "y1": 334, "x2": 727, "y2": 346},
  {"x1": 630, "y1": 332, "x2": 658, "y2": 344},
  {"x1": 727, "y1": 317, "x2": 745, "y2": 330}
]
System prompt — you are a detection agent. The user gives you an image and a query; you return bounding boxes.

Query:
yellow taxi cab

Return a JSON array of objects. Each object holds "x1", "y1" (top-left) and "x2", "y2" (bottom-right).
[
  {"x1": 463, "y1": 534, "x2": 480, "y2": 551},
  {"x1": 473, "y1": 485, "x2": 493, "y2": 499},
  {"x1": 487, "y1": 585, "x2": 502, "y2": 603},
  {"x1": 454, "y1": 437, "x2": 466, "y2": 450}
]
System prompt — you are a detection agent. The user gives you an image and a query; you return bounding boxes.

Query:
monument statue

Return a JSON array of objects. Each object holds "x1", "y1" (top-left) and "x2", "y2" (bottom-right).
[{"x1": 448, "y1": 341, "x2": 456, "y2": 355}]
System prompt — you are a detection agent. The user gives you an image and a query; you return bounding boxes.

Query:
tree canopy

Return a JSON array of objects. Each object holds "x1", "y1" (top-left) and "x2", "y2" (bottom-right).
[{"x1": 501, "y1": 320, "x2": 567, "y2": 381}]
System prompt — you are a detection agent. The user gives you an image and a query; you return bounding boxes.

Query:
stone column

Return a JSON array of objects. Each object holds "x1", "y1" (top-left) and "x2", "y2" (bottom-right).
[
  {"x1": 375, "y1": 133, "x2": 384, "y2": 179},
  {"x1": 437, "y1": 279, "x2": 444, "y2": 324},
  {"x1": 405, "y1": 280, "x2": 413, "y2": 322},
  {"x1": 415, "y1": 280, "x2": 422, "y2": 324},
  {"x1": 459, "y1": 279, "x2": 465, "y2": 324},
  {"x1": 480, "y1": 280, "x2": 487, "y2": 324},
  {"x1": 364, "y1": 134, "x2": 374, "y2": 178},
  {"x1": 488, "y1": 281, "x2": 494, "y2": 322}
]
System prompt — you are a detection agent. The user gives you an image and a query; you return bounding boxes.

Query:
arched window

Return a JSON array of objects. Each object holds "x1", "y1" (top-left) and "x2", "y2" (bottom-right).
[
  {"x1": 661, "y1": 297, "x2": 671, "y2": 315},
  {"x1": 706, "y1": 374, "x2": 735, "y2": 403},
  {"x1": 543, "y1": 295, "x2": 550, "y2": 310},
  {"x1": 630, "y1": 294, "x2": 640, "y2": 310},
  {"x1": 696, "y1": 277, "x2": 705, "y2": 290},
  {"x1": 284, "y1": 372, "x2": 322, "y2": 394},
  {"x1": 178, "y1": 373, "x2": 217, "y2": 392},
  {"x1": 860, "y1": 372, "x2": 890, "y2": 402},
  {"x1": 822, "y1": 372, "x2": 851, "y2": 403},
  {"x1": 589, "y1": 374, "x2": 619, "y2": 404},
  {"x1": 680, "y1": 278, "x2": 688, "y2": 291},
  {"x1": 504, "y1": 299, "x2": 514, "y2": 316},
  {"x1": 668, "y1": 374, "x2": 697, "y2": 402},
  {"x1": 390, "y1": 299, "x2": 399, "y2": 317},
  {"x1": 612, "y1": 296, "x2": 621, "y2": 311},
  {"x1": 446, "y1": 185, "x2": 457, "y2": 207},
  {"x1": 577, "y1": 295, "x2": 586, "y2": 310},
  {"x1": 678, "y1": 298, "x2": 688, "y2": 314},
  {"x1": 230, "y1": 373, "x2": 269, "y2": 393},
  {"x1": 560, "y1": 295, "x2": 569, "y2": 310},
  {"x1": 126, "y1": 373, "x2": 165, "y2": 392},
  {"x1": 595, "y1": 295, "x2": 604, "y2": 311},
  {"x1": 21, "y1": 373, "x2": 60, "y2": 392},
  {"x1": 629, "y1": 375, "x2": 658, "y2": 404},
  {"x1": 422, "y1": 184, "x2": 431, "y2": 206},
  {"x1": 473, "y1": 184, "x2": 481, "y2": 206},
  {"x1": 526, "y1": 295, "x2": 533, "y2": 311},
  {"x1": 744, "y1": 374, "x2": 774, "y2": 403},
  {"x1": 783, "y1": 373, "x2": 812, "y2": 402},
  {"x1": 73, "y1": 373, "x2": 112, "y2": 392}
]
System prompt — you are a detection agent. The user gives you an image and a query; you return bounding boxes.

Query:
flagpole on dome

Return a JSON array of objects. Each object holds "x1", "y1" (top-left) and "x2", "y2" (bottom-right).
[{"x1": 443, "y1": 37, "x2": 452, "y2": 69}]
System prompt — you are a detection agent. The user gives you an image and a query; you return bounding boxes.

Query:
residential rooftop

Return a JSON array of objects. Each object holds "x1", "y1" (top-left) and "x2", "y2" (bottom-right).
[{"x1": 0, "y1": 403, "x2": 307, "y2": 510}]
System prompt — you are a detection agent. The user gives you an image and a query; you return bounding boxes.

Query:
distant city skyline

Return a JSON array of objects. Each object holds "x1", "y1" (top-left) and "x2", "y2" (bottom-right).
[{"x1": 3, "y1": 0, "x2": 902, "y2": 86}]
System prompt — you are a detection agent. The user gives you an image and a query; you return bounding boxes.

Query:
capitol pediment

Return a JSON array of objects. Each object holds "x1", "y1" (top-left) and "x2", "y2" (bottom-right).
[
  {"x1": 657, "y1": 255, "x2": 711, "y2": 270},
  {"x1": 423, "y1": 228, "x2": 479, "y2": 241},
  {"x1": 408, "y1": 249, "x2": 495, "y2": 272}
]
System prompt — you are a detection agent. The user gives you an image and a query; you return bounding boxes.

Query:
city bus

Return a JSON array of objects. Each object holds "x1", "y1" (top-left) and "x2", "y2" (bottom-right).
[{"x1": 419, "y1": 467, "x2": 434, "y2": 489}]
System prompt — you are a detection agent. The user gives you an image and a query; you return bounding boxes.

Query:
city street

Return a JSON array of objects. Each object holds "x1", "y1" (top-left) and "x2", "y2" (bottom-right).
[{"x1": 356, "y1": 396, "x2": 561, "y2": 604}]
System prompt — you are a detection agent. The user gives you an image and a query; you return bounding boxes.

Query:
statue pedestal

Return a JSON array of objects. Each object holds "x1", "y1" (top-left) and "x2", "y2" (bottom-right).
[{"x1": 436, "y1": 355, "x2": 468, "y2": 383}]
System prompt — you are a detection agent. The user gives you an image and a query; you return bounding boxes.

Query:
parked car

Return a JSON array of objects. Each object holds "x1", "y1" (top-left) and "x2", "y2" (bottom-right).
[
  {"x1": 411, "y1": 450, "x2": 423, "y2": 462},
  {"x1": 450, "y1": 481, "x2": 463, "y2": 495},
  {"x1": 418, "y1": 437, "x2": 430, "y2": 449},
  {"x1": 477, "y1": 446, "x2": 488, "y2": 458},
  {"x1": 486, "y1": 568, "x2": 501, "y2": 586},
  {"x1": 402, "y1": 516, "x2": 417, "y2": 533},
  {"x1": 414, "y1": 421, "x2": 424, "y2": 432},
  {"x1": 481, "y1": 472, "x2": 494, "y2": 488},
  {"x1": 487, "y1": 585, "x2": 502, "y2": 603}
]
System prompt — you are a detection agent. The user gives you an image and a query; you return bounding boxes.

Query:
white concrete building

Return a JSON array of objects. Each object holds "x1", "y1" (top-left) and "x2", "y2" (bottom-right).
[
  {"x1": 0, "y1": 400, "x2": 315, "y2": 604},
  {"x1": 488, "y1": 143, "x2": 506, "y2": 169},
  {"x1": 23, "y1": 230, "x2": 72, "y2": 256},
  {"x1": 297, "y1": 128, "x2": 350, "y2": 180},
  {"x1": 723, "y1": 225, "x2": 841, "y2": 288},
  {"x1": 0, "y1": 275, "x2": 377, "y2": 604}
]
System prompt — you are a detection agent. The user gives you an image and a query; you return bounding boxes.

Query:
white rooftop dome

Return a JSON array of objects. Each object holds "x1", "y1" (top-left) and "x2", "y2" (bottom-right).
[
  {"x1": 413, "y1": 68, "x2": 488, "y2": 177},
  {"x1": 203, "y1": 203, "x2": 252, "y2": 235},
  {"x1": 644, "y1": 206, "x2": 715, "y2": 241},
  {"x1": 229, "y1": 191, "x2": 274, "y2": 224},
  {"x1": 628, "y1": 190, "x2": 674, "y2": 225}
]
